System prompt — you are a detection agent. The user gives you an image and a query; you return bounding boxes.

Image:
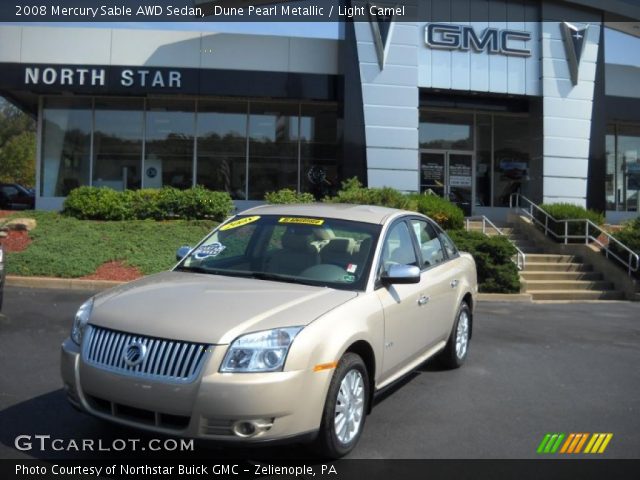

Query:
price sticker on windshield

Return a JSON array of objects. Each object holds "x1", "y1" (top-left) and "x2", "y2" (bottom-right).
[
  {"x1": 278, "y1": 217, "x2": 324, "y2": 226},
  {"x1": 219, "y1": 216, "x2": 260, "y2": 231}
]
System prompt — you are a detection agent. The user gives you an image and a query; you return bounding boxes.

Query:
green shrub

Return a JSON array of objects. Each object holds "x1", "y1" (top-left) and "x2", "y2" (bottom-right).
[
  {"x1": 125, "y1": 189, "x2": 162, "y2": 220},
  {"x1": 63, "y1": 186, "x2": 233, "y2": 221},
  {"x1": 324, "y1": 178, "x2": 464, "y2": 230},
  {"x1": 323, "y1": 177, "x2": 412, "y2": 209},
  {"x1": 63, "y1": 186, "x2": 131, "y2": 220},
  {"x1": 265, "y1": 188, "x2": 315, "y2": 204},
  {"x1": 611, "y1": 217, "x2": 640, "y2": 277},
  {"x1": 537, "y1": 203, "x2": 605, "y2": 241},
  {"x1": 407, "y1": 194, "x2": 464, "y2": 230},
  {"x1": 448, "y1": 230, "x2": 520, "y2": 293},
  {"x1": 177, "y1": 186, "x2": 234, "y2": 221}
]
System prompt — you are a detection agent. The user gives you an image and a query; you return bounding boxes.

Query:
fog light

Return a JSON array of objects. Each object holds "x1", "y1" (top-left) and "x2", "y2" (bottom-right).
[
  {"x1": 231, "y1": 419, "x2": 274, "y2": 438},
  {"x1": 233, "y1": 421, "x2": 256, "y2": 437}
]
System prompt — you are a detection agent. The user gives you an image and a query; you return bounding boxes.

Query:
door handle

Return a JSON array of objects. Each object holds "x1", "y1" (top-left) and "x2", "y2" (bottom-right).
[
  {"x1": 418, "y1": 295, "x2": 430, "y2": 306},
  {"x1": 450, "y1": 279, "x2": 459, "y2": 288}
]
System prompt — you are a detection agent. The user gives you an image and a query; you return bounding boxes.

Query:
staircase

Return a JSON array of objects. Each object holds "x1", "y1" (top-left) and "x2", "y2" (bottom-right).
[{"x1": 466, "y1": 220, "x2": 626, "y2": 301}]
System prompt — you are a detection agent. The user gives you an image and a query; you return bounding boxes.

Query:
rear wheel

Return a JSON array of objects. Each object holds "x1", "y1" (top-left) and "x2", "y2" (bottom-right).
[
  {"x1": 439, "y1": 301, "x2": 471, "y2": 369},
  {"x1": 314, "y1": 353, "x2": 369, "y2": 458}
]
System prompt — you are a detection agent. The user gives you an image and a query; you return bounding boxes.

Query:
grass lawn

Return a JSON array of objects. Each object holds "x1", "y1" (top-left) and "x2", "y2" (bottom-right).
[{"x1": 2, "y1": 211, "x2": 217, "y2": 278}]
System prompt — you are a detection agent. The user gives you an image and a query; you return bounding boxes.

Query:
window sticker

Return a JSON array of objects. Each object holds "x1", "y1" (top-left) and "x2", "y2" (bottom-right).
[
  {"x1": 219, "y1": 215, "x2": 260, "y2": 231},
  {"x1": 194, "y1": 242, "x2": 226, "y2": 259},
  {"x1": 343, "y1": 274, "x2": 356, "y2": 283},
  {"x1": 346, "y1": 263, "x2": 358, "y2": 273},
  {"x1": 278, "y1": 217, "x2": 325, "y2": 226}
]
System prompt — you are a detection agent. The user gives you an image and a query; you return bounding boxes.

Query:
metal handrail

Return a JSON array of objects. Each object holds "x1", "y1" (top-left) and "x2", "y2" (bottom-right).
[
  {"x1": 465, "y1": 215, "x2": 526, "y2": 271},
  {"x1": 509, "y1": 193, "x2": 640, "y2": 276}
]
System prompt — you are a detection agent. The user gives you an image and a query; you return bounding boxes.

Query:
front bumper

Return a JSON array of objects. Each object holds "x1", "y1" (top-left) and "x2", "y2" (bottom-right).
[{"x1": 60, "y1": 337, "x2": 330, "y2": 442}]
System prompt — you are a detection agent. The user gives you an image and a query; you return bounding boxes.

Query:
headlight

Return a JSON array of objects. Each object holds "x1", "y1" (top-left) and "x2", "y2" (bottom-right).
[
  {"x1": 71, "y1": 298, "x2": 94, "y2": 345},
  {"x1": 220, "y1": 327, "x2": 303, "y2": 373}
]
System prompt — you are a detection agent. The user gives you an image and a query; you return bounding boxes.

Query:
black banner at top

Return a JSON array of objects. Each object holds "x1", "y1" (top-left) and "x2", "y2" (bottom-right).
[{"x1": 3, "y1": 0, "x2": 639, "y2": 22}]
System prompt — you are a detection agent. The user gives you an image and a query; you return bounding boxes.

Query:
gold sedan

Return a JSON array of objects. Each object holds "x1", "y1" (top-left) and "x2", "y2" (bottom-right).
[{"x1": 61, "y1": 204, "x2": 477, "y2": 458}]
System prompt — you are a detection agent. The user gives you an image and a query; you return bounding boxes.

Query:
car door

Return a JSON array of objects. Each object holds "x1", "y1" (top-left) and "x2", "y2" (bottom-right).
[
  {"x1": 408, "y1": 218, "x2": 462, "y2": 343},
  {"x1": 375, "y1": 220, "x2": 438, "y2": 380}
]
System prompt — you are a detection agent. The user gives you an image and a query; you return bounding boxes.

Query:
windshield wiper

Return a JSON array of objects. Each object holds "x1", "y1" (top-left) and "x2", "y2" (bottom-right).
[
  {"x1": 175, "y1": 266, "x2": 323, "y2": 286},
  {"x1": 248, "y1": 272, "x2": 322, "y2": 287},
  {"x1": 175, "y1": 266, "x2": 262, "y2": 279},
  {"x1": 174, "y1": 265, "x2": 210, "y2": 274}
]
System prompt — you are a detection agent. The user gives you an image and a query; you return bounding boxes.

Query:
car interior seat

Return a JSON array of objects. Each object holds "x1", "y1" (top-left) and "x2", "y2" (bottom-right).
[{"x1": 265, "y1": 227, "x2": 320, "y2": 276}]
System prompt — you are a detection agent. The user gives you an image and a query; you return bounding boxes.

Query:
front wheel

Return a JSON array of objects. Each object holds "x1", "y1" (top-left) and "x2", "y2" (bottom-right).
[
  {"x1": 314, "y1": 353, "x2": 369, "y2": 458},
  {"x1": 439, "y1": 301, "x2": 471, "y2": 369}
]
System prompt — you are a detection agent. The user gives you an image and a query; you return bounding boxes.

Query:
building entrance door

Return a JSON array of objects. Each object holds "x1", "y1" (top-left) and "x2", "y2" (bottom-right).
[{"x1": 420, "y1": 150, "x2": 474, "y2": 215}]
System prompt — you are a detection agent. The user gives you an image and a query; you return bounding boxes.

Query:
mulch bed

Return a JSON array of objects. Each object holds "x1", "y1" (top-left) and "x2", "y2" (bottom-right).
[
  {"x1": 0, "y1": 230, "x2": 31, "y2": 252},
  {"x1": 0, "y1": 210, "x2": 12, "y2": 218},
  {"x1": 80, "y1": 261, "x2": 143, "y2": 282}
]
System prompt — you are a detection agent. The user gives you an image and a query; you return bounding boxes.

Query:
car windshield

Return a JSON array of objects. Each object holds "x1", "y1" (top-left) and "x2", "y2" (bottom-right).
[{"x1": 176, "y1": 215, "x2": 381, "y2": 291}]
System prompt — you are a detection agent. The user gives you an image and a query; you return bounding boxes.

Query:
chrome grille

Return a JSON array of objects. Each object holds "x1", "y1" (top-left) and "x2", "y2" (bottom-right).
[{"x1": 82, "y1": 326, "x2": 209, "y2": 383}]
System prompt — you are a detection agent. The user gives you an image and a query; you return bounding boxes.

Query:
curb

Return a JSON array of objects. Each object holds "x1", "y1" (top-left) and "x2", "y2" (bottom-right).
[
  {"x1": 6, "y1": 275, "x2": 124, "y2": 291},
  {"x1": 477, "y1": 293, "x2": 532, "y2": 302}
]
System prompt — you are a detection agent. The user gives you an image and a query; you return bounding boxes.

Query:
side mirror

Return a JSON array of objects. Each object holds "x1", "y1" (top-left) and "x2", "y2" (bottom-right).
[
  {"x1": 176, "y1": 245, "x2": 191, "y2": 262},
  {"x1": 381, "y1": 264, "x2": 421, "y2": 284}
]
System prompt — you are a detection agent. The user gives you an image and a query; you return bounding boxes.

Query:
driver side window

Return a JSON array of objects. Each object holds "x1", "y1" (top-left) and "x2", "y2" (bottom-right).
[{"x1": 380, "y1": 222, "x2": 418, "y2": 273}]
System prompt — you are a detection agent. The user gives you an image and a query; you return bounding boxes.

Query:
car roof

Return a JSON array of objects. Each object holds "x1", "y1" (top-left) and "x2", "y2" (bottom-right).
[{"x1": 240, "y1": 203, "x2": 419, "y2": 225}]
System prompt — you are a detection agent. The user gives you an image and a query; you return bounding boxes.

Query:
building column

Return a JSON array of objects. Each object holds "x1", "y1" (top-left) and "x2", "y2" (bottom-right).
[
  {"x1": 541, "y1": 13, "x2": 601, "y2": 207},
  {"x1": 352, "y1": 9, "x2": 420, "y2": 193}
]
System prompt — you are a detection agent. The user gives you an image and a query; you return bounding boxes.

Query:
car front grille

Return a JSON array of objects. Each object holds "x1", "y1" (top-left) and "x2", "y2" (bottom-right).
[{"x1": 82, "y1": 325, "x2": 209, "y2": 383}]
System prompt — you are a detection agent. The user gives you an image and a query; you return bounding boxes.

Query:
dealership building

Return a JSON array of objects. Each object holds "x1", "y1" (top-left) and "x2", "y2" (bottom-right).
[{"x1": 0, "y1": 0, "x2": 639, "y2": 221}]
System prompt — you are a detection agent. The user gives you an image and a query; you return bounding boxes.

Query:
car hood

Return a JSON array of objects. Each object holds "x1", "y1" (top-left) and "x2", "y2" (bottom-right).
[{"x1": 89, "y1": 271, "x2": 357, "y2": 344}]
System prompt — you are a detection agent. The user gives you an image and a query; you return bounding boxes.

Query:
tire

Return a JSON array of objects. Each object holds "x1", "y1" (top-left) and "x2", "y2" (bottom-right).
[
  {"x1": 439, "y1": 301, "x2": 471, "y2": 369},
  {"x1": 314, "y1": 353, "x2": 369, "y2": 458}
]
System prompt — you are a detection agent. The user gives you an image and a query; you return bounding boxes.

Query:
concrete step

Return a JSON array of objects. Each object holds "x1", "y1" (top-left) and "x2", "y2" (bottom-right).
[
  {"x1": 517, "y1": 247, "x2": 546, "y2": 254},
  {"x1": 520, "y1": 271, "x2": 604, "y2": 281},
  {"x1": 527, "y1": 290, "x2": 626, "y2": 301},
  {"x1": 524, "y1": 262, "x2": 593, "y2": 272},
  {"x1": 523, "y1": 280, "x2": 614, "y2": 291},
  {"x1": 466, "y1": 228, "x2": 513, "y2": 236},
  {"x1": 524, "y1": 254, "x2": 583, "y2": 263},
  {"x1": 513, "y1": 244, "x2": 545, "y2": 253}
]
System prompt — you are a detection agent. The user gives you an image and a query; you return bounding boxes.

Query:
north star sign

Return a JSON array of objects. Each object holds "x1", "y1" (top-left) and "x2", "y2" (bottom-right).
[
  {"x1": 425, "y1": 23, "x2": 532, "y2": 57},
  {"x1": 24, "y1": 66, "x2": 182, "y2": 88}
]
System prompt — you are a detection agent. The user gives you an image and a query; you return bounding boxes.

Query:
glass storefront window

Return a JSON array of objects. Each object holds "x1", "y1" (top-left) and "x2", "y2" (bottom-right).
[
  {"x1": 40, "y1": 96, "x2": 340, "y2": 199},
  {"x1": 606, "y1": 126, "x2": 616, "y2": 210},
  {"x1": 248, "y1": 102, "x2": 299, "y2": 200},
  {"x1": 300, "y1": 103, "x2": 340, "y2": 198},
  {"x1": 197, "y1": 100, "x2": 247, "y2": 199},
  {"x1": 419, "y1": 111, "x2": 473, "y2": 150},
  {"x1": 93, "y1": 99, "x2": 144, "y2": 191},
  {"x1": 145, "y1": 99, "x2": 195, "y2": 189},
  {"x1": 493, "y1": 116, "x2": 531, "y2": 207},
  {"x1": 608, "y1": 123, "x2": 640, "y2": 212},
  {"x1": 41, "y1": 98, "x2": 91, "y2": 196},
  {"x1": 475, "y1": 114, "x2": 492, "y2": 208}
]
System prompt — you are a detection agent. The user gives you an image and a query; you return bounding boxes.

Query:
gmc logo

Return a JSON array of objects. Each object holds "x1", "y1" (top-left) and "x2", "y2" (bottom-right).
[{"x1": 425, "y1": 23, "x2": 531, "y2": 57}]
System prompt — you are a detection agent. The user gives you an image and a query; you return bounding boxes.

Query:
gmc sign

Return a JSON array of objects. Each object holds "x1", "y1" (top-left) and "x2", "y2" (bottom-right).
[{"x1": 425, "y1": 23, "x2": 532, "y2": 57}]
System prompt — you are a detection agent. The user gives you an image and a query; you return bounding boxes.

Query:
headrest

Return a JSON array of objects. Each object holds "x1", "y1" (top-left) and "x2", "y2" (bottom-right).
[
  {"x1": 281, "y1": 231, "x2": 314, "y2": 252},
  {"x1": 323, "y1": 238, "x2": 355, "y2": 254}
]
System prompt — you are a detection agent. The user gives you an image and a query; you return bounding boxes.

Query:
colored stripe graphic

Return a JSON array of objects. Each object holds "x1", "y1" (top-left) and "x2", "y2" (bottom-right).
[
  {"x1": 584, "y1": 433, "x2": 613, "y2": 454},
  {"x1": 539, "y1": 433, "x2": 613, "y2": 454},
  {"x1": 537, "y1": 433, "x2": 565, "y2": 454}
]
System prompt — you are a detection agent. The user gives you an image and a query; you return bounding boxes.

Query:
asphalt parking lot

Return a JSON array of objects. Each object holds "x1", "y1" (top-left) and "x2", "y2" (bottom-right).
[{"x1": 0, "y1": 286, "x2": 638, "y2": 460}]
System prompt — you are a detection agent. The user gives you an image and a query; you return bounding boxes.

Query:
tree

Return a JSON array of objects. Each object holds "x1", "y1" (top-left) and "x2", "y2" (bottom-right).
[
  {"x1": 0, "y1": 131, "x2": 36, "y2": 186},
  {"x1": 0, "y1": 98, "x2": 36, "y2": 187}
]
